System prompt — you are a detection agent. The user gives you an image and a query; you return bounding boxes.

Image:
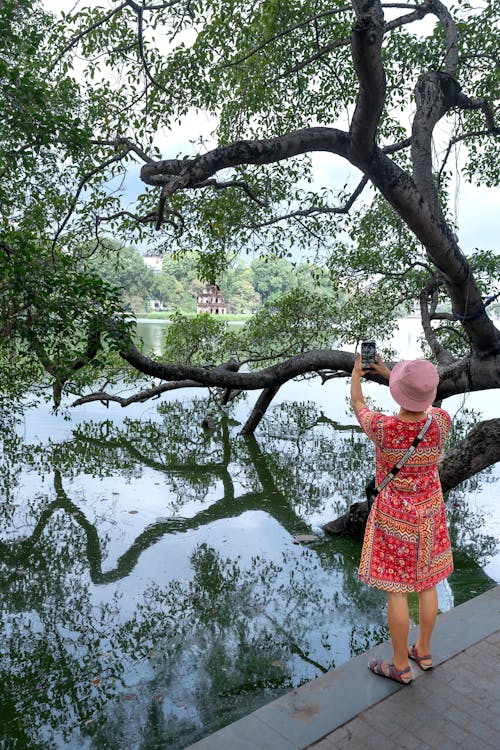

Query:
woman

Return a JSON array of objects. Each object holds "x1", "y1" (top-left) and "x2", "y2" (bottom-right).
[{"x1": 351, "y1": 354, "x2": 453, "y2": 685}]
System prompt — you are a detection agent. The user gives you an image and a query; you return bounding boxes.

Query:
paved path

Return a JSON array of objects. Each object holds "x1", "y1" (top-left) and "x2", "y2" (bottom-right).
[
  {"x1": 186, "y1": 586, "x2": 500, "y2": 750},
  {"x1": 308, "y1": 629, "x2": 499, "y2": 749}
]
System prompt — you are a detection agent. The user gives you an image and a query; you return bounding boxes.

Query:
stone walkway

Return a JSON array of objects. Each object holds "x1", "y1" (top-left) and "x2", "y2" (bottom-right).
[
  {"x1": 308, "y1": 629, "x2": 500, "y2": 749},
  {"x1": 185, "y1": 586, "x2": 500, "y2": 750}
]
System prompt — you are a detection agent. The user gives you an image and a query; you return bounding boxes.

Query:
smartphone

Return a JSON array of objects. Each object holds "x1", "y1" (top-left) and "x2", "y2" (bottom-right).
[{"x1": 361, "y1": 340, "x2": 377, "y2": 370}]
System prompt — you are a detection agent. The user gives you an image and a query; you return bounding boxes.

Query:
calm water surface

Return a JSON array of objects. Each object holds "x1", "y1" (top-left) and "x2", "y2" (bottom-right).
[{"x1": 1, "y1": 319, "x2": 499, "y2": 749}]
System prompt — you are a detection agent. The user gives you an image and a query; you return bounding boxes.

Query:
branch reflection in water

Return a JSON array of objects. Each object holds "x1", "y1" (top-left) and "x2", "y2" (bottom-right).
[{"x1": 0, "y1": 396, "x2": 497, "y2": 749}]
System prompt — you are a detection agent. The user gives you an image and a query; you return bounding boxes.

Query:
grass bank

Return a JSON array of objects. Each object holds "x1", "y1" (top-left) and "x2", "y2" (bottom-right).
[{"x1": 143, "y1": 311, "x2": 251, "y2": 322}]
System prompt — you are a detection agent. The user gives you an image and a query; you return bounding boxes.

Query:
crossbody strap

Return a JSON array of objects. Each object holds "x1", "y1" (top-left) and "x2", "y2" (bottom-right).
[{"x1": 372, "y1": 412, "x2": 433, "y2": 498}]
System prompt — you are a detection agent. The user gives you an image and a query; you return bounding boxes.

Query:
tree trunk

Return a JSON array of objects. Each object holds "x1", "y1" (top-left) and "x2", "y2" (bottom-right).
[{"x1": 240, "y1": 385, "x2": 281, "y2": 436}]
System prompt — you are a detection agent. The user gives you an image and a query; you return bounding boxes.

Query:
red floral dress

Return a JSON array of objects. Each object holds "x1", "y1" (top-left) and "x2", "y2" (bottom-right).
[{"x1": 357, "y1": 406, "x2": 453, "y2": 593}]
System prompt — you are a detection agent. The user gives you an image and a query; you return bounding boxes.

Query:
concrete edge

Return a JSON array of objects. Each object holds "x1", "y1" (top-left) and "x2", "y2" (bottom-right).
[{"x1": 185, "y1": 586, "x2": 500, "y2": 750}]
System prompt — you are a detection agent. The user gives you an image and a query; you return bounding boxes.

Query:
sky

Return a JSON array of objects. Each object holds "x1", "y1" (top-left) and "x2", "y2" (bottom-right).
[{"x1": 42, "y1": 0, "x2": 499, "y2": 255}]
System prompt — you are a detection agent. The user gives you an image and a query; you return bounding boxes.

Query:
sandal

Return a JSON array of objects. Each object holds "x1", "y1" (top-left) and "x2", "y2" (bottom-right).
[
  {"x1": 408, "y1": 644, "x2": 433, "y2": 671},
  {"x1": 368, "y1": 658, "x2": 413, "y2": 684}
]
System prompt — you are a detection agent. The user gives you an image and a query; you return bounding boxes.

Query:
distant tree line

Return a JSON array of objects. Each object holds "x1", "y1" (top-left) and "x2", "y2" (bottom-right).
[{"x1": 85, "y1": 241, "x2": 336, "y2": 315}]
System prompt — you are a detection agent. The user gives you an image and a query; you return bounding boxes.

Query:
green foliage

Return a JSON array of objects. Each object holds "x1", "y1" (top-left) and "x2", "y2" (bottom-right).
[
  {"x1": 0, "y1": 0, "x2": 135, "y2": 404},
  {"x1": 83, "y1": 239, "x2": 158, "y2": 313},
  {"x1": 0, "y1": 0, "x2": 498, "y2": 403},
  {"x1": 250, "y1": 255, "x2": 297, "y2": 303},
  {"x1": 0, "y1": 231, "x2": 133, "y2": 404},
  {"x1": 153, "y1": 251, "x2": 338, "y2": 317},
  {"x1": 162, "y1": 312, "x2": 238, "y2": 365},
  {"x1": 220, "y1": 261, "x2": 262, "y2": 313},
  {"x1": 237, "y1": 288, "x2": 339, "y2": 366},
  {"x1": 45, "y1": 0, "x2": 497, "y2": 261},
  {"x1": 162, "y1": 286, "x2": 340, "y2": 368}
]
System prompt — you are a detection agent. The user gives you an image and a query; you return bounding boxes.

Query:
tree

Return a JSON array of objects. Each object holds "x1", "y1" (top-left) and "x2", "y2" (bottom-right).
[
  {"x1": 1, "y1": 1, "x2": 500, "y2": 532},
  {"x1": 154, "y1": 252, "x2": 201, "y2": 312},
  {"x1": 221, "y1": 261, "x2": 262, "y2": 313},
  {"x1": 0, "y1": 0, "x2": 133, "y2": 406},
  {"x1": 84, "y1": 240, "x2": 158, "y2": 313},
  {"x1": 250, "y1": 256, "x2": 297, "y2": 303}
]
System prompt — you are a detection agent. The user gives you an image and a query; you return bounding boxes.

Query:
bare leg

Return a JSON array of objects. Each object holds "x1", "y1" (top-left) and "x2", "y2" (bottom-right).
[
  {"x1": 387, "y1": 592, "x2": 410, "y2": 671},
  {"x1": 414, "y1": 586, "x2": 438, "y2": 667}
]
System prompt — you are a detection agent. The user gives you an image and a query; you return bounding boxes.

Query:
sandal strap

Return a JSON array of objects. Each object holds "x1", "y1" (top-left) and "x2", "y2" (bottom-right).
[
  {"x1": 369, "y1": 659, "x2": 412, "y2": 683},
  {"x1": 409, "y1": 644, "x2": 432, "y2": 663}
]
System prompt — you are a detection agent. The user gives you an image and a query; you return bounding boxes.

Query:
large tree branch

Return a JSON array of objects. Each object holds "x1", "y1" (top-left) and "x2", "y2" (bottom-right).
[
  {"x1": 71, "y1": 360, "x2": 241, "y2": 407},
  {"x1": 427, "y1": 0, "x2": 459, "y2": 76},
  {"x1": 362, "y1": 148, "x2": 500, "y2": 354},
  {"x1": 419, "y1": 275, "x2": 456, "y2": 364},
  {"x1": 140, "y1": 127, "x2": 351, "y2": 227},
  {"x1": 240, "y1": 386, "x2": 281, "y2": 436},
  {"x1": 455, "y1": 92, "x2": 500, "y2": 135},
  {"x1": 118, "y1": 340, "x2": 355, "y2": 389},
  {"x1": 105, "y1": 327, "x2": 499, "y2": 403},
  {"x1": 72, "y1": 380, "x2": 202, "y2": 407},
  {"x1": 350, "y1": 0, "x2": 386, "y2": 158},
  {"x1": 140, "y1": 128, "x2": 350, "y2": 189},
  {"x1": 136, "y1": 1, "x2": 499, "y2": 354},
  {"x1": 439, "y1": 418, "x2": 500, "y2": 490},
  {"x1": 411, "y1": 71, "x2": 461, "y2": 213}
]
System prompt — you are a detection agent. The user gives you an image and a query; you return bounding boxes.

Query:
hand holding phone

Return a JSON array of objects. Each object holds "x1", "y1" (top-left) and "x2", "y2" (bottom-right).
[{"x1": 361, "y1": 340, "x2": 377, "y2": 370}]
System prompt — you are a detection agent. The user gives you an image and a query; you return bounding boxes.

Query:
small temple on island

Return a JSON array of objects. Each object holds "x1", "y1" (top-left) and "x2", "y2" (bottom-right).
[{"x1": 196, "y1": 284, "x2": 227, "y2": 315}]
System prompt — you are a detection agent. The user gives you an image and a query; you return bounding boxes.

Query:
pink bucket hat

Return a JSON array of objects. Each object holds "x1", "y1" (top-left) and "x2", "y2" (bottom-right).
[{"x1": 389, "y1": 359, "x2": 439, "y2": 411}]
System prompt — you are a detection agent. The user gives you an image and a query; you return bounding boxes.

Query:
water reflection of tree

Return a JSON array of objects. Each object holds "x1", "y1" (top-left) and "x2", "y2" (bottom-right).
[
  {"x1": 0, "y1": 534, "x2": 385, "y2": 749},
  {"x1": 0, "y1": 399, "x2": 497, "y2": 748},
  {"x1": 3, "y1": 399, "x2": 497, "y2": 593}
]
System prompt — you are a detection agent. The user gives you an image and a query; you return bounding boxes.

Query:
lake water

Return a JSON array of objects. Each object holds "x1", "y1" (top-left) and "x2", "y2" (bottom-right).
[{"x1": 1, "y1": 318, "x2": 499, "y2": 749}]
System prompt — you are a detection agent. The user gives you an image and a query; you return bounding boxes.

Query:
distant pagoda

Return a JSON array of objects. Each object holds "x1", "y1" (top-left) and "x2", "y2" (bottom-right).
[{"x1": 196, "y1": 284, "x2": 227, "y2": 315}]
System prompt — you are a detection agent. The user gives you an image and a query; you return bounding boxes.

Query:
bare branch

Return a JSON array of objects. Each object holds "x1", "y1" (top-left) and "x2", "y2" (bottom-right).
[
  {"x1": 96, "y1": 209, "x2": 158, "y2": 225},
  {"x1": 426, "y1": 0, "x2": 459, "y2": 76},
  {"x1": 269, "y1": 4, "x2": 430, "y2": 85},
  {"x1": 135, "y1": 3, "x2": 179, "y2": 100},
  {"x1": 48, "y1": 2, "x2": 128, "y2": 72},
  {"x1": 437, "y1": 127, "x2": 498, "y2": 187},
  {"x1": 72, "y1": 379, "x2": 202, "y2": 407},
  {"x1": 383, "y1": 2, "x2": 431, "y2": 32},
  {"x1": 243, "y1": 175, "x2": 369, "y2": 230},
  {"x1": 419, "y1": 275, "x2": 456, "y2": 364},
  {"x1": 52, "y1": 145, "x2": 136, "y2": 247},
  {"x1": 221, "y1": 7, "x2": 353, "y2": 70},
  {"x1": 91, "y1": 137, "x2": 154, "y2": 164},
  {"x1": 430, "y1": 311, "x2": 456, "y2": 322},
  {"x1": 383, "y1": 137, "x2": 412, "y2": 154},
  {"x1": 269, "y1": 37, "x2": 350, "y2": 84},
  {"x1": 72, "y1": 358, "x2": 243, "y2": 407},
  {"x1": 193, "y1": 178, "x2": 268, "y2": 207},
  {"x1": 455, "y1": 92, "x2": 500, "y2": 135}
]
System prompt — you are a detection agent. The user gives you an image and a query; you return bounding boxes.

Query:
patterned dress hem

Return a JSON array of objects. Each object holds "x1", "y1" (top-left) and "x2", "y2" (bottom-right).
[{"x1": 358, "y1": 563, "x2": 453, "y2": 593}]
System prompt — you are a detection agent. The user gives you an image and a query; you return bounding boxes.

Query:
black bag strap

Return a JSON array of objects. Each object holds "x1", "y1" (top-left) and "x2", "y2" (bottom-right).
[{"x1": 370, "y1": 412, "x2": 433, "y2": 501}]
